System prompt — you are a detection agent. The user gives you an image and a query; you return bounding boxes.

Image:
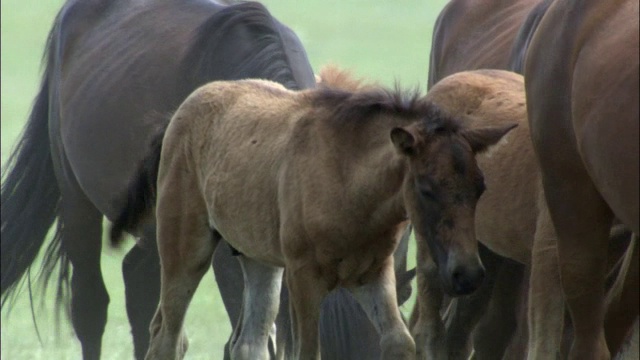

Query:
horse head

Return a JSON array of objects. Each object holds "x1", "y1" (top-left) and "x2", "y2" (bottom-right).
[{"x1": 391, "y1": 109, "x2": 516, "y2": 296}]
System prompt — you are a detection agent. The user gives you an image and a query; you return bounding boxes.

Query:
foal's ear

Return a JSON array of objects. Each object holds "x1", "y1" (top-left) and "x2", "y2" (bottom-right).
[
  {"x1": 391, "y1": 127, "x2": 417, "y2": 155},
  {"x1": 461, "y1": 123, "x2": 517, "y2": 153}
]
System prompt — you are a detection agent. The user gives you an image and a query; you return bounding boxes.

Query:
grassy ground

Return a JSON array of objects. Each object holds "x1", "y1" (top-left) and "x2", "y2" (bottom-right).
[{"x1": 1, "y1": 0, "x2": 448, "y2": 358}]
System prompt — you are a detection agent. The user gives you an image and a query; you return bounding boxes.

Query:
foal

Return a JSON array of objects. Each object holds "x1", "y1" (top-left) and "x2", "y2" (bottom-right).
[{"x1": 111, "y1": 79, "x2": 514, "y2": 359}]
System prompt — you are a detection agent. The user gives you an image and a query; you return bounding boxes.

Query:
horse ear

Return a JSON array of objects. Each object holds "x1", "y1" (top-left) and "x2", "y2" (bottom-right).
[
  {"x1": 391, "y1": 127, "x2": 417, "y2": 155},
  {"x1": 461, "y1": 123, "x2": 517, "y2": 153}
]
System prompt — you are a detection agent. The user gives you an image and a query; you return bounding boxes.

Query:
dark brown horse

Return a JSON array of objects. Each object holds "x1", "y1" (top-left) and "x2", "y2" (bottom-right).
[
  {"x1": 110, "y1": 77, "x2": 515, "y2": 359},
  {"x1": 526, "y1": 0, "x2": 639, "y2": 358}
]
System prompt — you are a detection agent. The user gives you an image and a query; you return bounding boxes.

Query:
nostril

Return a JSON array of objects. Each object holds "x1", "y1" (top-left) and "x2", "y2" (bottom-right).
[
  {"x1": 450, "y1": 265, "x2": 484, "y2": 296},
  {"x1": 452, "y1": 267, "x2": 465, "y2": 283}
]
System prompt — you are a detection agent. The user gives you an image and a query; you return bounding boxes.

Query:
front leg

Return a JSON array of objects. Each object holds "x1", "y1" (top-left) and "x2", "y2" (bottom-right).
[
  {"x1": 349, "y1": 258, "x2": 416, "y2": 360},
  {"x1": 286, "y1": 261, "x2": 329, "y2": 360},
  {"x1": 411, "y1": 244, "x2": 446, "y2": 360}
]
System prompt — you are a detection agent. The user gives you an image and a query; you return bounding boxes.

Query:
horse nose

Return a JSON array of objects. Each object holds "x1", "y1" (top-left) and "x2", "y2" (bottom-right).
[{"x1": 450, "y1": 264, "x2": 485, "y2": 296}]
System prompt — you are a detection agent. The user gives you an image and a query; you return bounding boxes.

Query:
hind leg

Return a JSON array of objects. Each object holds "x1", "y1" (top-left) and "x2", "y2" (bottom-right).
[
  {"x1": 541, "y1": 174, "x2": 613, "y2": 360},
  {"x1": 528, "y1": 201, "x2": 565, "y2": 360},
  {"x1": 122, "y1": 224, "x2": 161, "y2": 360},
  {"x1": 604, "y1": 234, "x2": 639, "y2": 355},
  {"x1": 146, "y1": 191, "x2": 216, "y2": 359},
  {"x1": 59, "y1": 185, "x2": 109, "y2": 360},
  {"x1": 229, "y1": 256, "x2": 283, "y2": 360}
]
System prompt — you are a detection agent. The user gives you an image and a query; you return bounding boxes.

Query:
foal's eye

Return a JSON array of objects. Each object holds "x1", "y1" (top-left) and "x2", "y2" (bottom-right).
[{"x1": 419, "y1": 184, "x2": 437, "y2": 200}]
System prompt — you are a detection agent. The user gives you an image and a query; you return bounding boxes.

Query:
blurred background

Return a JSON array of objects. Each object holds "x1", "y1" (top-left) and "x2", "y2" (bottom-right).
[{"x1": 1, "y1": 0, "x2": 448, "y2": 358}]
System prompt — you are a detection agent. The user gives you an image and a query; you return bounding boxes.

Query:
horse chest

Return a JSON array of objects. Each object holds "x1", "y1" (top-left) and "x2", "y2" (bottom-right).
[{"x1": 314, "y1": 235, "x2": 397, "y2": 288}]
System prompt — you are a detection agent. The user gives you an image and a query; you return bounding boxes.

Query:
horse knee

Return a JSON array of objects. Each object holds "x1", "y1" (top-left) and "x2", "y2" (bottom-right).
[
  {"x1": 381, "y1": 328, "x2": 416, "y2": 360},
  {"x1": 231, "y1": 342, "x2": 271, "y2": 360}
]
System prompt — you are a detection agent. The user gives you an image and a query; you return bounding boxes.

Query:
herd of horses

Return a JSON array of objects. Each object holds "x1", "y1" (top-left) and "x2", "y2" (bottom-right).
[{"x1": 1, "y1": 0, "x2": 637, "y2": 359}]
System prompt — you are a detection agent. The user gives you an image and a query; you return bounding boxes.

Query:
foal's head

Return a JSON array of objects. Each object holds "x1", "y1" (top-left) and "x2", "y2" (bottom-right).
[{"x1": 391, "y1": 104, "x2": 516, "y2": 295}]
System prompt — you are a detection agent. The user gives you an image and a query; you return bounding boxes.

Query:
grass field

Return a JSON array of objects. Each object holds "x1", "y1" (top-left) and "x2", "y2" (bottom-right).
[{"x1": 1, "y1": 0, "x2": 449, "y2": 358}]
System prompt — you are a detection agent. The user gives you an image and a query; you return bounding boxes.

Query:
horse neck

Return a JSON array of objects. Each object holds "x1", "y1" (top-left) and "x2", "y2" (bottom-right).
[{"x1": 328, "y1": 114, "x2": 411, "y2": 230}]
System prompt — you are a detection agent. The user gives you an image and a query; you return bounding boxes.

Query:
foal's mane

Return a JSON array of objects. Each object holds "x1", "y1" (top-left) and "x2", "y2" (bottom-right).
[
  {"x1": 183, "y1": 2, "x2": 300, "y2": 90},
  {"x1": 309, "y1": 81, "x2": 462, "y2": 133}
]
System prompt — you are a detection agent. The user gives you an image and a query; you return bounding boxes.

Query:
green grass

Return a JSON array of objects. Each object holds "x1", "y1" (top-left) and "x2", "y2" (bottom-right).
[{"x1": 1, "y1": 0, "x2": 448, "y2": 358}]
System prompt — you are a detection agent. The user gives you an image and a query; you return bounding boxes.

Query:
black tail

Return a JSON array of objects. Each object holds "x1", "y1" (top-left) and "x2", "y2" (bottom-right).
[
  {"x1": 0, "y1": 49, "x2": 69, "y2": 312},
  {"x1": 110, "y1": 126, "x2": 167, "y2": 246}
]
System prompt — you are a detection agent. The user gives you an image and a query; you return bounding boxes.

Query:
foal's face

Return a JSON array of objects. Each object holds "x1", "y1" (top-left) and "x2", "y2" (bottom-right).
[{"x1": 391, "y1": 121, "x2": 515, "y2": 295}]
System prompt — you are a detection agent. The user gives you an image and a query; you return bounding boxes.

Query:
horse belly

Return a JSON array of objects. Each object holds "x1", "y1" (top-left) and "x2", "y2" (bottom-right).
[
  {"x1": 475, "y1": 127, "x2": 538, "y2": 264},
  {"x1": 201, "y1": 148, "x2": 286, "y2": 266}
]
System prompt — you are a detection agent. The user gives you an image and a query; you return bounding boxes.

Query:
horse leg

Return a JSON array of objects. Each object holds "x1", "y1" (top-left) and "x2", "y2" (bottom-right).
[
  {"x1": 349, "y1": 258, "x2": 415, "y2": 360},
  {"x1": 275, "y1": 286, "x2": 292, "y2": 360},
  {"x1": 145, "y1": 193, "x2": 216, "y2": 359},
  {"x1": 472, "y1": 260, "x2": 524, "y2": 360},
  {"x1": 541, "y1": 173, "x2": 613, "y2": 360},
  {"x1": 285, "y1": 261, "x2": 329, "y2": 360},
  {"x1": 527, "y1": 199, "x2": 565, "y2": 360},
  {"x1": 122, "y1": 225, "x2": 161, "y2": 360},
  {"x1": 229, "y1": 256, "x2": 283, "y2": 360},
  {"x1": 411, "y1": 245, "x2": 446, "y2": 360},
  {"x1": 212, "y1": 241, "x2": 245, "y2": 360},
  {"x1": 604, "y1": 234, "x2": 639, "y2": 355},
  {"x1": 59, "y1": 184, "x2": 109, "y2": 360},
  {"x1": 445, "y1": 244, "x2": 504, "y2": 360}
]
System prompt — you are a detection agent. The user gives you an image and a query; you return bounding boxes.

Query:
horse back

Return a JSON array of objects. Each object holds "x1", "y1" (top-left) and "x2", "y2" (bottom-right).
[
  {"x1": 428, "y1": 0, "x2": 539, "y2": 87},
  {"x1": 48, "y1": 0, "x2": 315, "y2": 222}
]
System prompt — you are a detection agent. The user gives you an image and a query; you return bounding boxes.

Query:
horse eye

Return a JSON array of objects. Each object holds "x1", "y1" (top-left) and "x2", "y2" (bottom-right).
[{"x1": 420, "y1": 184, "x2": 437, "y2": 200}]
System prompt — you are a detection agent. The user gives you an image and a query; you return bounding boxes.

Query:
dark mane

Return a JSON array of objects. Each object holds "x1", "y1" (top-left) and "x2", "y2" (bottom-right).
[
  {"x1": 309, "y1": 86, "x2": 462, "y2": 133},
  {"x1": 182, "y1": 2, "x2": 300, "y2": 90}
]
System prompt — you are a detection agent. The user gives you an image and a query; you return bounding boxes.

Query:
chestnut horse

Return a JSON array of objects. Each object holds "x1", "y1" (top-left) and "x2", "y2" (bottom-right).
[
  {"x1": 416, "y1": 68, "x2": 637, "y2": 360},
  {"x1": 415, "y1": 1, "x2": 556, "y2": 358},
  {"x1": 111, "y1": 79, "x2": 515, "y2": 359},
  {"x1": 526, "y1": 0, "x2": 639, "y2": 358}
]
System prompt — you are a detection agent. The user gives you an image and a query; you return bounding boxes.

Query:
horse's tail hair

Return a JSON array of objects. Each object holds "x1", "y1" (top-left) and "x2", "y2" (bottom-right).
[
  {"x1": 1, "y1": 51, "x2": 69, "y2": 316},
  {"x1": 110, "y1": 125, "x2": 167, "y2": 247}
]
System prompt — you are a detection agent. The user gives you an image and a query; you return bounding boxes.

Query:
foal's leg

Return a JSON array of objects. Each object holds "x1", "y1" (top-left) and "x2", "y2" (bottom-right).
[
  {"x1": 122, "y1": 225, "x2": 161, "y2": 360},
  {"x1": 527, "y1": 201, "x2": 565, "y2": 360},
  {"x1": 229, "y1": 256, "x2": 283, "y2": 360},
  {"x1": 59, "y1": 182, "x2": 109, "y2": 360},
  {"x1": 411, "y1": 245, "x2": 446, "y2": 360},
  {"x1": 212, "y1": 241, "x2": 245, "y2": 360},
  {"x1": 285, "y1": 261, "x2": 329, "y2": 360},
  {"x1": 145, "y1": 195, "x2": 216, "y2": 359},
  {"x1": 349, "y1": 258, "x2": 415, "y2": 360}
]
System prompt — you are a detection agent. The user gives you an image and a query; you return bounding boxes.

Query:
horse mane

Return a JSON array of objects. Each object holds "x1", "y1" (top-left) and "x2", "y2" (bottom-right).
[
  {"x1": 309, "y1": 84, "x2": 462, "y2": 133},
  {"x1": 183, "y1": 1, "x2": 300, "y2": 90},
  {"x1": 508, "y1": 0, "x2": 554, "y2": 73},
  {"x1": 316, "y1": 64, "x2": 379, "y2": 92}
]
